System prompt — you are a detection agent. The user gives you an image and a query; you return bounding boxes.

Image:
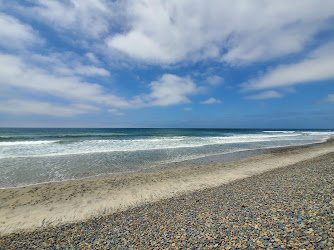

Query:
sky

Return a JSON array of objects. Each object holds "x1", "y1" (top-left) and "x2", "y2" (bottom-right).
[{"x1": 0, "y1": 0, "x2": 333, "y2": 129}]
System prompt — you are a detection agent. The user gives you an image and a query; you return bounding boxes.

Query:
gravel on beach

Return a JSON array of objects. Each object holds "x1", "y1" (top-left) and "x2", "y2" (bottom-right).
[{"x1": 1, "y1": 152, "x2": 333, "y2": 249}]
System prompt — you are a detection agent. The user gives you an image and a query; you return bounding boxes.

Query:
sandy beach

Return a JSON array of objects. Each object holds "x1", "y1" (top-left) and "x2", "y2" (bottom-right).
[
  {"x1": 1, "y1": 139, "x2": 334, "y2": 239},
  {"x1": 0, "y1": 140, "x2": 333, "y2": 248}
]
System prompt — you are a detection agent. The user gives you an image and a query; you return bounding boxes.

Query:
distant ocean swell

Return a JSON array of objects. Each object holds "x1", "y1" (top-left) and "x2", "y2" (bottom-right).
[{"x1": 0, "y1": 128, "x2": 333, "y2": 188}]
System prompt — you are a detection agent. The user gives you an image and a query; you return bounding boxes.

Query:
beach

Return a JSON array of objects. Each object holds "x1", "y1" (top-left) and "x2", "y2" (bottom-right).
[{"x1": 0, "y1": 139, "x2": 333, "y2": 247}]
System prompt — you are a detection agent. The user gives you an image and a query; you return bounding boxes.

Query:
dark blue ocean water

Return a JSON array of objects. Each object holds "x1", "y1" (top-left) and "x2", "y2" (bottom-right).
[{"x1": 0, "y1": 128, "x2": 333, "y2": 188}]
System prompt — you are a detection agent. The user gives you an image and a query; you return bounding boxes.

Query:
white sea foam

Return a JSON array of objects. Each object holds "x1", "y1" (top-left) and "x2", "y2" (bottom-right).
[
  {"x1": 303, "y1": 131, "x2": 334, "y2": 136},
  {"x1": 0, "y1": 133, "x2": 314, "y2": 159},
  {"x1": 224, "y1": 134, "x2": 299, "y2": 139},
  {"x1": 263, "y1": 131, "x2": 296, "y2": 133},
  {"x1": 0, "y1": 140, "x2": 57, "y2": 146},
  {"x1": 1, "y1": 129, "x2": 333, "y2": 188},
  {"x1": 0, "y1": 131, "x2": 332, "y2": 160}
]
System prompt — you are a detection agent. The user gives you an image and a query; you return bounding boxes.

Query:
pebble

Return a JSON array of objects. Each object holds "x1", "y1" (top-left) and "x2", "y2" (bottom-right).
[{"x1": 0, "y1": 152, "x2": 333, "y2": 249}]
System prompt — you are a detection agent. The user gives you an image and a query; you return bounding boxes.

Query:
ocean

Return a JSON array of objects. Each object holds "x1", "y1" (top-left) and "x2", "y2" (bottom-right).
[{"x1": 0, "y1": 128, "x2": 333, "y2": 189}]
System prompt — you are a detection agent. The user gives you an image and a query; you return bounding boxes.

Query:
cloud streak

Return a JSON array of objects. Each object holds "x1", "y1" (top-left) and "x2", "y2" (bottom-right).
[
  {"x1": 206, "y1": 75, "x2": 223, "y2": 86},
  {"x1": 321, "y1": 94, "x2": 334, "y2": 102},
  {"x1": 0, "y1": 100, "x2": 98, "y2": 116},
  {"x1": 241, "y1": 42, "x2": 334, "y2": 91},
  {"x1": 245, "y1": 91, "x2": 283, "y2": 100},
  {"x1": 108, "y1": 109, "x2": 125, "y2": 116},
  {"x1": 201, "y1": 98, "x2": 222, "y2": 104},
  {"x1": 0, "y1": 53, "x2": 130, "y2": 109},
  {"x1": 0, "y1": 13, "x2": 42, "y2": 49},
  {"x1": 21, "y1": 0, "x2": 112, "y2": 39}
]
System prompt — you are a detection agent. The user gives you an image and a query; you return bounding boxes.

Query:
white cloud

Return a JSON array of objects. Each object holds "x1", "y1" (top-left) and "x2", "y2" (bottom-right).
[
  {"x1": 242, "y1": 42, "x2": 334, "y2": 90},
  {"x1": 30, "y1": 52, "x2": 110, "y2": 77},
  {"x1": 85, "y1": 52, "x2": 101, "y2": 64},
  {"x1": 201, "y1": 98, "x2": 222, "y2": 104},
  {"x1": 22, "y1": 0, "x2": 112, "y2": 39},
  {"x1": 0, "y1": 13, "x2": 41, "y2": 49},
  {"x1": 108, "y1": 108, "x2": 125, "y2": 116},
  {"x1": 0, "y1": 100, "x2": 98, "y2": 116},
  {"x1": 0, "y1": 52, "x2": 204, "y2": 116},
  {"x1": 106, "y1": 0, "x2": 334, "y2": 64},
  {"x1": 7, "y1": 0, "x2": 334, "y2": 65},
  {"x1": 206, "y1": 75, "x2": 223, "y2": 86},
  {"x1": 72, "y1": 65, "x2": 110, "y2": 77},
  {"x1": 140, "y1": 74, "x2": 200, "y2": 106},
  {"x1": 0, "y1": 53, "x2": 129, "y2": 108},
  {"x1": 184, "y1": 107, "x2": 192, "y2": 111},
  {"x1": 322, "y1": 94, "x2": 334, "y2": 102},
  {"x1": 107, "y1": 31, "x2": 177, "y2": 64},
  {"x1": 245, "y1": 91, "x2": 282, "y2": 100}
]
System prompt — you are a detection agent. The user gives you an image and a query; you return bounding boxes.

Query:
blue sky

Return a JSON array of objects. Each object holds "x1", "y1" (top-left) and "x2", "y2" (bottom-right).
[{"x1": 0, "y1": 0, "x2": 333, "y2": 128}]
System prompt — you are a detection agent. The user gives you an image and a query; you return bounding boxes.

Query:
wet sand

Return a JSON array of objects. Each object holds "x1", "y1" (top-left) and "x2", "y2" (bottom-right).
[{"x1": 1, "y1": 139, "x2": 334, "y2": 235}]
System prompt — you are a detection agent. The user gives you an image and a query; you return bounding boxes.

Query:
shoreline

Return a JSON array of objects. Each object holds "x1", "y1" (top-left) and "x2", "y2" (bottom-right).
[
  {"x1": 0, "y1": 147, "x2": 265, "y2": 190},
  {"x1": 1, "y1": 139, "x2": 334, "y2": 235},
  {"x1": 0, "y1": 138, "x2": 327, "y2": 190}
]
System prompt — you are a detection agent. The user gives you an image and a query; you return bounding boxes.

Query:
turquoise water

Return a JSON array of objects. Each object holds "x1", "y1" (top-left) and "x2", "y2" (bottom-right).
[{"x1": 0, "y1": 128, "x2": 333, "y2": 188}]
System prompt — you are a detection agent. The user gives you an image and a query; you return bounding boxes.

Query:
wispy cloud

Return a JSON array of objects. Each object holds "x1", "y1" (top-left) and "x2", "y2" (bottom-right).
[
  {"x1": 30, "y1": 53, "x2": 110, "y2": 77},
  {"x1": 206, "y1": 75, "x2": 224, "y2": 86},
  {"x1": 241, "y1": 42, "x2": 334, "y2": 91},
  {"x1": 85, "y1": 52, "x2": 101, "y2": 65},
  {"x1": 70, "y1": 65, "x2": 110, "y2": 77},
  {"x1": 108, "y1": 109, "x2": 125, "y2": 116},
  {"x1": 321, "y1": 94, "x2": 334, "y2": 102},
  {"x1": 0, "y1": 53, "x2": 129, "y2": 108},
  {"x1": 0, "y1": 13, "x2": 42, "y2": 49},
  {"x1": 0, "y1": 100, "x2": 98, "y2": 116},
  {"x1": 245, "y1": 91, "x2": 283, "y2": 100},
  {"x1": 19, "y1": 0, "x2": 112, "y2": 39},
  {"x1": 201, "y1": 98, "x2": 222, "y2": 104}
]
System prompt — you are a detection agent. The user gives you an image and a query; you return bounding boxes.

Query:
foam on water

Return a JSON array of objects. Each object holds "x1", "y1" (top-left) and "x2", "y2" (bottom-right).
[
  {"x1": 0, "y1": 131, "x2": 328, "y2": 159},
  {"x1": 263, "y1": 131, "x2": 296, "y2": 133},
  {"x1": 0, "y1": 134, "x2": 298, "y2": 158},
  {"x1": 0, "y1": 140, "x2": 57, "y2": 146},
  {"x1": 0, "y1": 128, "x2": 333, "y2": 188}
]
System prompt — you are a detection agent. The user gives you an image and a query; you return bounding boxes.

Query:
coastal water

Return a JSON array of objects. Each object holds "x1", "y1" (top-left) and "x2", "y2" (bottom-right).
[{"x1": 0, "y1": 128, "x2": 333, "y2": 188}]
